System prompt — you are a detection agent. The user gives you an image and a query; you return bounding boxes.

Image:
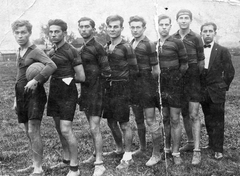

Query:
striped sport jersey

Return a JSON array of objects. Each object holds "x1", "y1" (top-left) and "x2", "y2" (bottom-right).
[
  {"x1": 106, "y1": 39, "x2": 138, "y2": 81},
  {"x1": 157, "y1": 36, "x2": 188, "y2": 68},
  {"x1": 172, "y1": 30, "x2": 205, "y2": 64},
  {"x1": 49, "y1": 42, "x2": 82, "y2": 79},
  {"x1": 79, "y1": 37, "x2": 111, "y2": 80},
  {"x1": 130, "y1": 36, "x2": 158, "y2": 71}
]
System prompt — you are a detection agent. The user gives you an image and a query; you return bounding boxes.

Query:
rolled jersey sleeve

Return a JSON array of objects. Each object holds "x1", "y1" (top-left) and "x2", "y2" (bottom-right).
[
  {"x1": 33, "y1": 48, "x2": 57, "y2": 83},
  {"x1": 71, "y1": 47, "x2": 82, "y2": 67},
  {"x1": 177, "y1": 39, "x2": 188, "y2": 64},
  {"x1": 148, "y1": 41, "x2": 158, "y2": 66},
  {"x1": 196, "y1": 35, "x2": 205, "y2": 62},
  {"x1": 96, "y1": 44, "x2": 111, "y2": 78},
  {"x1": 125, "y1": 43, "x2": 139, "y2": 76}
]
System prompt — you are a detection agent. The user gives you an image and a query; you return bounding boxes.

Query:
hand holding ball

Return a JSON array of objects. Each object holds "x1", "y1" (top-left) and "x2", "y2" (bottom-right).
[{"x1": 26, "y1": 62, "x2": 48, "y2": 83}]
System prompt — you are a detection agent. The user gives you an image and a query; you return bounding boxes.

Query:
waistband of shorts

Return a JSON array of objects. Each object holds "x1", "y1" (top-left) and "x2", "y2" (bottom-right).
[
  {"x1": 160, "y1": 60, "x2": 179, "y2": 68},
  {"x1": 160, "y1": 65, "x2": 179, "y2": 71},
  {"x1": 51, "y1": 76, "x2": 74, "y2": 80},
  {"x1": 111, "y1": 79, "x2": 128, "y2": 82}
]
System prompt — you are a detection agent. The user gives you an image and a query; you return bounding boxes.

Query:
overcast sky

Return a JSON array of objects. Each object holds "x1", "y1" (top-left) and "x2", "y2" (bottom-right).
[{"x1": 0, "y1": 0, "x2": 240, "y2": 51}]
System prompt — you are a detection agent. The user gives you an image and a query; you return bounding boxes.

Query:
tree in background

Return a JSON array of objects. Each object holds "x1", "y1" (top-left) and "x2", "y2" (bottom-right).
[{"x1": 95, "y1": 23, "x2": 110, "y2": 46}]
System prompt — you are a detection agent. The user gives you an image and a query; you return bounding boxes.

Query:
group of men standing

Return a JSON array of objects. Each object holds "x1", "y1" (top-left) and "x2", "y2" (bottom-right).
[{"x1": 12, "y1": 8, "x2": 235, "y2": 176}]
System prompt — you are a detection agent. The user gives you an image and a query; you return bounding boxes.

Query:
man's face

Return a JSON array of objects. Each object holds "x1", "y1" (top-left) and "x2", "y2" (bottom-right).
[
  {"x1": 78, "y1": 20, "x2": 94, "y2": 39},
  {"x1": 158, "y1": 18, "x2": 172, "y2": 37},
  {"x1": 177, "y1": 14, "x2": 192, "y2": 30},
  {"x1": 107, "y1": 20, "x2": 123, "y2": 39},
  {"x1": 49, "y1": 25, "x2": 65, "y2": 44},
  {"x1": 13, "y1": 26, "x2": 31, "y2": 47},
  {"x1": 129, "y1": 21, "x2": 146, "y2": 39},
  {"x1": 201, "y1": 25, "x2": 216, "y2": 44}
]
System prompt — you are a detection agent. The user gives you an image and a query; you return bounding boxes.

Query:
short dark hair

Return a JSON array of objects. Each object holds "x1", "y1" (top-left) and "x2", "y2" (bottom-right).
[
  {"x1": 158, "y1": 14, "x2": 171, "y2": 24},
  {"x1": 200, "y1": 22, "x2": 217, "y2": 32},
  {"x1": 78, "y1": 17, "x2": 95, "y2": 28},
  {"x1": 129, "y1": 16, "x2": 146, "y2": 27},
  {"x1": 11, "y1": 20, "x2": 32, "y2": 33},
  {"x1": 48, "y1": 19, "x2": 67, "y2": 32},
  {"x1": 106, "y1": 15, "x2": 124, "y2": 27}
]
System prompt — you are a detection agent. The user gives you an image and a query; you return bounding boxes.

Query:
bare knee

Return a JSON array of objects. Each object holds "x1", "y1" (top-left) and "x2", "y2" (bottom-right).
[
  {"x1": 90, "y1": 123, "x2": 100, "y2": 136},
  {"x1": 28, "y1": 120, "x2": 41, "y2": 139},
  {"x1": 89, "y1": 116, "x2": 100, "y2": 135},
  {"x1": 146, "y1": 116, "x2": 155, "y2": 127},
  {"x1": 189, "y1": 111, "x2": 199, "y2": 122},
  {"x1": 170, "y1": 117, "x2": 180, "y2": 129},
  {"x1": 60, "y1": 127, "x2": 72, "y2": 138}
]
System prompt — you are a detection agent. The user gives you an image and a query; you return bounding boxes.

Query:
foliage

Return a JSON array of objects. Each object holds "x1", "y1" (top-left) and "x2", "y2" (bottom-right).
[{"x1": 95, "y1": 23, "x2": 110, "y2": 46}]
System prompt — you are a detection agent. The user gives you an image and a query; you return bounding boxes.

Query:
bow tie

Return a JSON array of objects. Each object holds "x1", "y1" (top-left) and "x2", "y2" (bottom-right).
[{"x1": 204, "y1": 44, "x2": 211, "y2": 48}]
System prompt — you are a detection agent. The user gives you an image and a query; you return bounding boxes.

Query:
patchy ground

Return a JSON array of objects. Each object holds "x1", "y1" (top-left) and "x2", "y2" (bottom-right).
[{"x1": 0, "y1": 58, "x2": 239, "y2": 176}]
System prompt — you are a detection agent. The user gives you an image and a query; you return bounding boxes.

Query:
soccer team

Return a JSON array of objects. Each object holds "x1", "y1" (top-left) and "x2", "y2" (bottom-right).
[{"x1": 12, "y1": 8, "x2": 235, "y2": 176}]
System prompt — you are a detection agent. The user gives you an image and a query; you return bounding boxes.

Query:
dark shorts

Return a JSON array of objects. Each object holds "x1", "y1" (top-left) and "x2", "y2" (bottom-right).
[
  {"x1": 47, "y1": 77, "x2": 78, "y2": 121},
  {"x1": 160, "y1": 68, "x2": 183, "y2": 108},
  {"x1": 102, "y1": 81, "x2": 130, "y2": 123},
  {"x1": 15, "y1": 82, "x2": 47, "y2": 123},
  {"x1": 78, "y1": 77, "x2": 104, "y2": 117},
  {"x1": 130, "y1": 71, "x2": 159, "y2": 108},
  {"x1": 182, "y1": 64, "x2": 202, "y2": 103}
]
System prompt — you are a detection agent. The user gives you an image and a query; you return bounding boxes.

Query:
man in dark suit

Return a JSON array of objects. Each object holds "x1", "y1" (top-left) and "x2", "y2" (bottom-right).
[{"x1": 200, "y1": 22, "x2": 235, "y2": 159}]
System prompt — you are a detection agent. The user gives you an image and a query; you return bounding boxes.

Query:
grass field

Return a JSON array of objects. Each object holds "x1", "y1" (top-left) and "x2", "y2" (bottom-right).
[{"x1": 0, "y1": 57, "x2": 239, "y2": 176}]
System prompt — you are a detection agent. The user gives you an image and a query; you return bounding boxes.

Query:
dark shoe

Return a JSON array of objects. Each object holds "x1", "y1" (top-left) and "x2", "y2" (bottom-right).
[
  {"x1": 214, "y1": 152, "x2": 223, "y2": 160},
  {"x1": 116, "y1": 159, "x2": 134, "y2": 170},
  {"x1": 192, "y1": 150, "x2": 201, "y2": 165},
  {"x1": 179, "y1": 143, "x2": 194, "y2": 152}
]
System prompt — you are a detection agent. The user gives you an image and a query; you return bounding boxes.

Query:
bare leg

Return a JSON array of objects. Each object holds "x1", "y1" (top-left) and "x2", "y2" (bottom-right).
[
  {"x1": 182, "y1": 102, "x2": 194, "y2": 143},
  {"x1": 28, "y1": 120, "x2": 43, "y2": 173},
  {"x1": 189, "y1": 102, "x2": 201, "y2": 150},
  {"x1": 162, "y1": 107, "x2": 171, "y2": 150},
  {"x1": 60, "y1": 120, "x2": 78, "y2": 167},
  {"x1": 145, "y1": 108, "x2": 161, "y2": 157},
  {"x1": 53, "y1": 117, "x2": 70, "y2": 161},
  {"x1": 119, "y1": 121, "x2": 133, "y2": 153},
  {"x1": 88, "y1": 115, "x2": 103, "y2": 164},
  {"x1": 170, "y1": 107, "x2": 182, "y2": 154},
  {"x1": 145, "y1": 108, "x2": 162, "y2": 166}
]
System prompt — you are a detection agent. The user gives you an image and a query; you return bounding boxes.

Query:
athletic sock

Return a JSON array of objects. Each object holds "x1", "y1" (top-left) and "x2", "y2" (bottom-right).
[
  {"x1": 122, "y1": 152, "x2": 132, "y2": 161},
  {"x1": 69, "y1": 165, "x2": 78, "y2": 172}
]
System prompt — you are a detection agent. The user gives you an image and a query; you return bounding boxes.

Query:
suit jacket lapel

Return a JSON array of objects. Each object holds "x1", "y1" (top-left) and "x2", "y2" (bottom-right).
[{"x1": 208, "y1": 43, "x2": 218, "y2": 71}]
